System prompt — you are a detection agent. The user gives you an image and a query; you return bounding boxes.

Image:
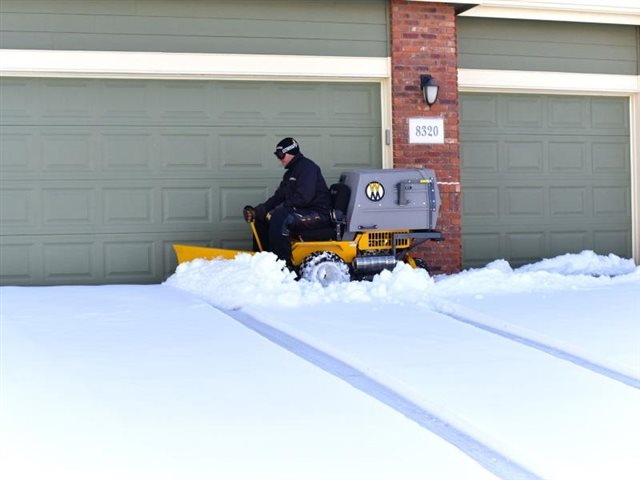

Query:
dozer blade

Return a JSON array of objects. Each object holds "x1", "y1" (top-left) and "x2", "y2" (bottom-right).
[{"x1": 173, "y1": 244, "x2": 254, "y2": 264}]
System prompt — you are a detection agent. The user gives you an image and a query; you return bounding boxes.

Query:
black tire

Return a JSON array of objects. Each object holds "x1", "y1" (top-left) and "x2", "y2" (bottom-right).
[{"x1": 299, "y1": 251, "x2": 351, "y2": 286}]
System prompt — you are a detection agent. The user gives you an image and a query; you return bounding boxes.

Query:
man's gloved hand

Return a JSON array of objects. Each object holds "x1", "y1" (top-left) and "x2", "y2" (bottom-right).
[{"x1": 243, "y1": 205, "x2": 255, "y2": 223}]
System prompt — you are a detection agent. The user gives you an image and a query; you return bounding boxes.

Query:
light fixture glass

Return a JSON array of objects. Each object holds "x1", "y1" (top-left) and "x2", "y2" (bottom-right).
[{"x1": 420, "y1": 74, "x2": 439, "y2": 107}]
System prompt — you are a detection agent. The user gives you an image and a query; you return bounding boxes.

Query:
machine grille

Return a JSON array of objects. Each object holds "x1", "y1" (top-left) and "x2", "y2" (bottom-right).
[{"x1": 366, "y1": 231, "x2": 411, "y2": 249}]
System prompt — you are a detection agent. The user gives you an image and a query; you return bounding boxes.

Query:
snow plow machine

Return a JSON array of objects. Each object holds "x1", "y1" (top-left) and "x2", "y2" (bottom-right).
[{"x1": 174, "y1": 168, "x2": 443, "y2": 284}]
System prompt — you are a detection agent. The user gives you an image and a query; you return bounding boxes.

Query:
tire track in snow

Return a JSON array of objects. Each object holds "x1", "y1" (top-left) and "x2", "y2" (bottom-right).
[
  {"x1": 226, "y1": 308, "x2": 542, "y2": 480},
  {"x1": 432, "y1": 299, "x2": 640, "y2": 390}
]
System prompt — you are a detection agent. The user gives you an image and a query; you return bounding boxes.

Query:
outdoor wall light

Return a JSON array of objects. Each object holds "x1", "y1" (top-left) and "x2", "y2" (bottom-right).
[{"x1": 420, "y1": 74, "x2": 439, "y2": 107}]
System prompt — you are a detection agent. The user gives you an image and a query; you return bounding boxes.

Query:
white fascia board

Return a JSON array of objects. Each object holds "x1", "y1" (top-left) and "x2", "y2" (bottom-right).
[
  {"x1": 410, "y1": 0, "x2": 640, "y2": 25},
  {"x1": 0, "y1": 49, "x2": 390, "y2": 81},
  {"x1": 460, "y1": 5, "x2": 640, "y2": 25},
  {"x1": 458, "y1": 69, "x2": 640, "y2": 95}
]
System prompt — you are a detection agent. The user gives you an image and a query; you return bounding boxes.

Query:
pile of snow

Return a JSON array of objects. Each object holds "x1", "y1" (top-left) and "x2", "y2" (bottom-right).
[
  {"x1": 517, "y1": 250, "x2": 636, "y2": 276},
  {"x1": 164, "y1": 250, "x2": 639, "y2": 309},
  {"x1": 434, "y1": 251, "x2": 638, "y2": 298},
  {"x1": 164, "y1": 252, "x2": 434, "y2": 309}
]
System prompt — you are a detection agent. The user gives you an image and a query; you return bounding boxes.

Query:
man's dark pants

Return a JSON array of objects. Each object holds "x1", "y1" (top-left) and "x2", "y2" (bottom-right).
[{"x1": 253, "y1": 206, "x2": 330, "y2": 264}]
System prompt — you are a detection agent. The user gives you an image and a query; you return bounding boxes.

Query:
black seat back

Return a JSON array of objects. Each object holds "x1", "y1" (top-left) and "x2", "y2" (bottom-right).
[
  {"x1": 330, "y1": 183, "x2": 350, "y2": 220},
  {"x1": 330, "y1": 182, "x2": 351, "y2": 239}
]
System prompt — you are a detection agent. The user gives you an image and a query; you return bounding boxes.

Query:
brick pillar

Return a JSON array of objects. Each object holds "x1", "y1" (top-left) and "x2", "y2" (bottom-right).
[{"x1": 390, "y1": 0, "x2": 461, "y2": 273}]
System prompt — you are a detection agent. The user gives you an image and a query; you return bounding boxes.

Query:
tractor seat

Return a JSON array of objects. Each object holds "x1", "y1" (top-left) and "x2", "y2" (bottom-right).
[{"x1": 295, "y1": 182, "x2": 351, "y2": 242}]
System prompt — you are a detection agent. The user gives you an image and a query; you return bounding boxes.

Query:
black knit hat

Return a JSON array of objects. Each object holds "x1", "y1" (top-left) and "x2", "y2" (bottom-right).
[{"x1": 274, "y1": 137, "x2": 300, "y2": 158}]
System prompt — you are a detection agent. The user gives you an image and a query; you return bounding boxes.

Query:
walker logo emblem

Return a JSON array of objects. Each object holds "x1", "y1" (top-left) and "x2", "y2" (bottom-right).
[{"x1": 365, "y1": 181, "x2": 385, "y2": 202}]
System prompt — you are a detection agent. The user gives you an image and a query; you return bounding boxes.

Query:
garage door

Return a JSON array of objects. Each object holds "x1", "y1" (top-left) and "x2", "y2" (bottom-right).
[
  {"x1": 0, "y1": 78, "x2": 381, "y2": 285},
  {"x1": 460, "y1": 93, "x2": 631, "y2": 268}
]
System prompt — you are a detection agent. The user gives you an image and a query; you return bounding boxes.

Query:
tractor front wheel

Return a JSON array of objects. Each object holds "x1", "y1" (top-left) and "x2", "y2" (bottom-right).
[{"x1": 299, "y1": 251, "x2": 351, "y2": 286}]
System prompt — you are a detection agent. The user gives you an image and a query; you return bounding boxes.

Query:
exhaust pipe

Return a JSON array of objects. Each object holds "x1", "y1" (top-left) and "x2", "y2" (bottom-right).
[{"x1": 353, "y1": 255, "x2": 397, "y2": 273}]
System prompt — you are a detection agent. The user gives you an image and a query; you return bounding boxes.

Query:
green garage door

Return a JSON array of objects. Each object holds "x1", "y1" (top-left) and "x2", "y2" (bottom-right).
[
  {"x1": 460, "y1": 93, "x2": 631, "y2": 268},
  {"x1": 0, "y1": 78, "x2": 381, "y2": 285}
]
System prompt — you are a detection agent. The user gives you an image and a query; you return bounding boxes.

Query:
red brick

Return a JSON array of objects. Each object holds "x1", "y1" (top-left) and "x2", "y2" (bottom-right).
[{"x1": 391, "y1": 0, "x2": 461, "y2": 273}]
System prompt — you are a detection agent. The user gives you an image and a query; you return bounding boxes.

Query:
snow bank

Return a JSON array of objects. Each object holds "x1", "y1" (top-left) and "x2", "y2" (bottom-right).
[
  {"x1": 164, "y1": 252, "x2": 434, "y2": 309},
  {"x1": 434, "y1": 251, "x2": 639, "y2": 298},
  {"x1": 164, "y1": 250, "x2": 639, "y2": 309},
  {"x1": 517, "y1": 250, "x2": 636, "y2": 276}
]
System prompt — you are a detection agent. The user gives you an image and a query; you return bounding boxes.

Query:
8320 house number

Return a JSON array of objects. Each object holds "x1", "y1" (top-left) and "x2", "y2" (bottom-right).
[
  {"x1": 408, "y1": 117, "x2": 444, "y2": 144},
  {"x1": 415, "y1": 124, "x2": 439, "y2": 137}
]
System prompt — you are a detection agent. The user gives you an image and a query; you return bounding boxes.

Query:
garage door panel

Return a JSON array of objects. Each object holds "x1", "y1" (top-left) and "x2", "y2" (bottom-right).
[
  {"x1": 549, "y1": 142, "x2": 587, "y2": 173},
  {"x1": 161, "y1": 187, "x2": 213, "y2": 224},
  {"x1": 42, "y1": 187, "x2": 96, "y2": 226},
  {"x1": 218, "y1": 134, "x2": 268, "y2": 169},
  {"x1": 463, "y1": 233, "x2": 502, "y2": 266},
  {"x1": 160, "y1": 132, "x2": 211, "y2": 169},
  {"x1": 462, "y1": 187, "x2": 500, "y2": 221},
  {"x1": 503, "y1": 96, "x2": 543, "y2": 127},
  {"x1": 103, "y1": 133, "x2": 153, "y2": 170},
  {"x1": 463, "y1": 135, "x2": 630, "y2": 180},
  {"x1": 461, "y1": 93, "x2": 630, "y2": 267},
  {"x1": 549, "y1": 231, "x2": 590, "y2": 257},
  {"x1": 0, "y1": 242, "x2": 34, "y2": 282},
  {"x1": 0, "y1": 127, "x2": 379, "y2": 181},
  {"x1": 0, "y1": 78, "x2": 34, "y2": 119},
  {"x1": 549, "y1": 187, "x2": 587, "y2": 216},
  {"x1": 548, "y1": 98, "x2": 588, "y2": 128},
  {"x1": 460, "y1": 95, "x2": 499, "y2": 127},
  {"x1": 41, "y1": 132, "x2": 95, "y2": 171},
  {"x1": 594, "y1": 230, "x2": 631, "y2": 256},
  {"x1": 461, "y1": 140, "x2": 499, "y2": 172},
  {"x1": 43, "y1": 241, "x2": 97, "y2": 282},
  {"x1": 592, "y1": 142, "x2": 630, "y2": 173},
  {"x1": 104, "y1": 187, "x2": 154, "y2": 225},
  {"x1": 0, "y1": 133, "x2": 33, "y2": 171},
  {"x1": 101, "y1": 81, "x2": 154, "y2": 120},
  {"x1": 506, "y1": 232, "x2": 546, "y2": 264},
  {"x1": 273, "y1": 84, "x2": 325, "y2": 120},
  {"x1": 593, "y1": 186, "x2": 630, "y2": 216},
  {"x1": 591, "y1": 99, "x2": 629, "y2": 129},
  {"x1": 328, "y1": 134, "x2": 378, "y2": 170},
  {"x1": 0, "y1": 188, "x2": 35, "y2": 227},
  {"x1": 1, "y1": 80, "x2": 381, "y2": 128},
  {"x1": 461, "y1": 93, "x2": 629, "y2": 136},
  {"x1": 104, "y1": 241, "x2": 156, "y2": 280},
  {"x1": 505, "y1": 187, "x2": 546, "y2": 218},
  {"x1": 219, "y1": 185, "x2": 271, "y2": 224},
  {"x1": 329, "y1": 85, "x2": 380, "y2": 121},
  {"x1": 504, "y1": 140, "x2": 544, "y2": 173}
]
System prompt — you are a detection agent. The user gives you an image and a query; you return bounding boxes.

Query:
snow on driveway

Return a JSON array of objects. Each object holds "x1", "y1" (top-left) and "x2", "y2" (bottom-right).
[
  {"x1": 241, "y1": 302, "x2": 640, "y2": 480},
  {"x1": 167, "y1": 250, "x2": 640, "y2": 479},
  {"x1": 2, "y1": 250, "x2": 639, "y2": 479},
  {"x1": 0, "y1": 285, "x2": 496, "y2": 480},
  {"x1": 439, "y1": 283, "x2": 640, "y2": 374}
]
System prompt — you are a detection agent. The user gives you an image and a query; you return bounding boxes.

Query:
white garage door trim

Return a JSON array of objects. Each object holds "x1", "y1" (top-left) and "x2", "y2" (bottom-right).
[
  {"x1": 459, "y1": 68, "x2": 640, "y2": 263},
  {"x1": 410, "y1": 0, "x2": 640, "y2": 26},
  {"x1": 0, "y1": 48, "x2": 393, "y2": 168}
]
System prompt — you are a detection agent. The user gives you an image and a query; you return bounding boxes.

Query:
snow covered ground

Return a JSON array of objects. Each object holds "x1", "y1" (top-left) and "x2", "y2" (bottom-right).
[{"x1": 2, "y1": 251, "x2": 639, "y2": 479}]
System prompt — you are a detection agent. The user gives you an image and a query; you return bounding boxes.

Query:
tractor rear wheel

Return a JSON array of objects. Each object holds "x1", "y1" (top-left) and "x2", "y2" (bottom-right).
[{"x1": 299, "y1": 251, "x2": 351, "y2": 286}]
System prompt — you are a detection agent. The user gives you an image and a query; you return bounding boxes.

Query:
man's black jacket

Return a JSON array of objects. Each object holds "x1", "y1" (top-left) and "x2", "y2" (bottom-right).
[{"x1": 261, "y1": 154, "x2": 331, "y2": 215}]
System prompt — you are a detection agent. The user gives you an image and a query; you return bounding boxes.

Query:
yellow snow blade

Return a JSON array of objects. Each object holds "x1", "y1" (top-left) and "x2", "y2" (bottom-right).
[{"x1": 173, "y1": 244, "x2": 254, "y2": 264}]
